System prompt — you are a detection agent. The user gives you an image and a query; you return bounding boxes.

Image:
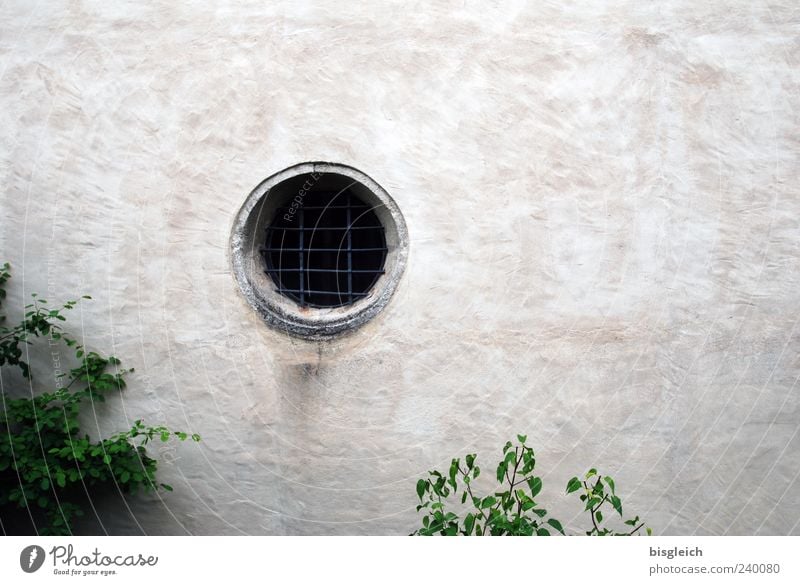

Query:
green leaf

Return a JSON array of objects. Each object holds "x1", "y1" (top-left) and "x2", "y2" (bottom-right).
[
  {"x1": 536, "y1": 528, "x2": 550, "y2": 536},
  {"x1": 566, "y1": 477, "x2": 581, "y2": 494},
  {"x1": 55, "y1": 471, "x2": 66, "y2": 488},
  {"x1": 596, "y1": 510, "x2": 603, "y2": 523},
  {"x1": 496, "y1": 461, "x2": 507, "y2": 483},
  {"x1": 547, "y1": 518, "x2": 565, "y2": 534},
  {"x1": 448, "y1": 459, "x2": 459, "y2": 491},
  {"x1": 40, "y1": 477, "x2": 50, "y2": 491},
  {"x1": 464, "y1": 513, "x2": 475, "y2": 535},
  {"x1": 416, "y1": 479, "x2": 427, "y2": 500},
  {"x1": 611, "y1": 495, "x2": 622, "y2": 516},
  {"x1": 102, "y1": 454, "x2": 111, "y2": 464},
  {"x1": 585, "y1": 497, "x2": 600, "y2": 511},
  {"x1": 465, "y1": 454, "x2": 475, "y2": 469},
  {"x1": 521, "y1": 449, "x2": 535, "y2": 474},
  {"x1": 528, "y1": 477, "x2": 543, "y2": 498},
  {"x1": 120, "y1": 471, "x2": 130, "y2": 484},
  {"x1": 603, "y1": 476, "x2": 616, "y2": 495},
  {"x1": 517, "y1": 434, "x2": 527, "y2": 443},
  {"x1": 585, "y1": 468, "x2": 597, "y2": 479},
  {"x1": 160, "y1": 483, "x2": 173, "y2": 492},
  {"x1": 480, "y1": 496, "x2": 497, "y2": 509}
]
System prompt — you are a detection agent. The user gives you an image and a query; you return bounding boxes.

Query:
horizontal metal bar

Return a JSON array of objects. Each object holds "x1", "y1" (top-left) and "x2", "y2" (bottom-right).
[
  {"x1": 267, "y1": 225, "x2": 383, "y2": 231},
  {"x1": 285, "y1": 190, "x2": 354, "y2": 198},
  {"x1": 276, "y1": 205, "x2": 369, "y2": 211},
  {"x1": 260, "y1": 247, "x2": 387, "y2": 252},
  {"x1": 268, "y1": 268, "x2": 385, "y2": 274},
  {"x1": 275, "y1": 288, "x2": 370, "y2": 297}
]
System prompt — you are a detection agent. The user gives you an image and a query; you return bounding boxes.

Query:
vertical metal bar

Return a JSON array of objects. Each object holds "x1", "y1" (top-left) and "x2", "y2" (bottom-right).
[
  {"x1": 346, "y1": 192, "x2": 353, "y2": 304},
  {"x1": 298, "y1": 207, "x2": 305, "y2": 306}
]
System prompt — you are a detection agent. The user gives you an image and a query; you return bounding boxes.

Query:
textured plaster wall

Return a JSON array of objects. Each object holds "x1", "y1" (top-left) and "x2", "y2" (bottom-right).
[{"x1": 1, "y1": 1, "x2": 799, "y2": 535}]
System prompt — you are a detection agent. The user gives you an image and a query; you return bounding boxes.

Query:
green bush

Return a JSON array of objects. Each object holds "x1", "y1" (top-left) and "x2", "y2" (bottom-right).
[
  {"x1": 413, "y1": 435, "x2": 650, "y2": 536},
  {"x1": 0, "y1": 262, "x2": 199, "y2": 535}
]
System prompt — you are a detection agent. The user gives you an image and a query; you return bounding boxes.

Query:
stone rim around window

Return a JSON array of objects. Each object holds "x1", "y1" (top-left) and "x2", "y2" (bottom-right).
[{"x1": 231, "y1": 162, "x2": 408, "y2": 339}]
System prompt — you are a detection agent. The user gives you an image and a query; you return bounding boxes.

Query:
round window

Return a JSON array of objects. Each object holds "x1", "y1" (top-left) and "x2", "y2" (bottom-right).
[{"x1": 231, "y1": 163, "x2": 408, "y2": 339}]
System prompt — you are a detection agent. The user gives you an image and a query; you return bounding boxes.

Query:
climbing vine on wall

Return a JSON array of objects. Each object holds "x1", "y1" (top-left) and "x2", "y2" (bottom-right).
[{"x1": 0, "y1": 262, "x2": 199, "y2": 535}]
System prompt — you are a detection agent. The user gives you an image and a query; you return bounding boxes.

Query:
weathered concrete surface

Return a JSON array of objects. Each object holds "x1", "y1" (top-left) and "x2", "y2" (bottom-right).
[{"x1": 1, "y1": 1, "x2": 799, "y2": 535}]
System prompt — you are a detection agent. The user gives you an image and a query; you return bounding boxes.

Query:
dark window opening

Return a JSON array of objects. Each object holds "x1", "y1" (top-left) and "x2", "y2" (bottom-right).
[{"x1": 261, "y1": 190, "x2": 387, "y2": 308}]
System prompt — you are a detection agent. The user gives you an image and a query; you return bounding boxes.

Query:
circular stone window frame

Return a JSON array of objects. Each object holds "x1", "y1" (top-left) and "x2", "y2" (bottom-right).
[{"x1": 231, "y1": 162, "x2": 409, "y2": 339}]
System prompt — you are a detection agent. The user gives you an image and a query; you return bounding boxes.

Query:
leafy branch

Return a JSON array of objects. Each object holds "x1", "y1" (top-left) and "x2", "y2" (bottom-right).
[
  {"x1": 413, "y1": 435, "x2": 650, "y2": 536},
  {"x1": 565, "y1": 469, "x2": 650, "y2": 536}
]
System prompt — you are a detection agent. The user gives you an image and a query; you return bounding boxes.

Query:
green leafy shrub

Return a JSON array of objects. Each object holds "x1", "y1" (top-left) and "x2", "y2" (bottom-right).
[
  {"x1": 0, "y1": 262, "x2": 199, "y2": 535},
  {"x1": 413, "y1": 434, "x2": 650, "y2": 536}
]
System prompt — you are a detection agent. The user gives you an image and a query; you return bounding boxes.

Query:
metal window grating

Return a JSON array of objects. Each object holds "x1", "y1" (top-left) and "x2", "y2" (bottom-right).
[{"x1": 260, "y1": 190, "x2": 387, "y2": 308}]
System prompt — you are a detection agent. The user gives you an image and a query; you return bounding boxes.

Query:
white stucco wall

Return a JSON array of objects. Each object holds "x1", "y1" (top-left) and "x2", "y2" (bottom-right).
[{"x1": 1, "y1": 0, "x2": 799, "y2": 535}]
